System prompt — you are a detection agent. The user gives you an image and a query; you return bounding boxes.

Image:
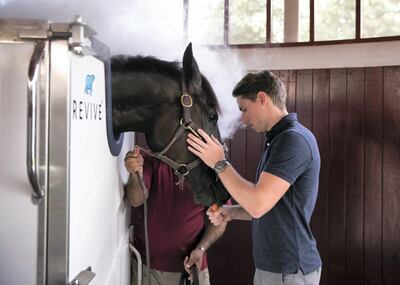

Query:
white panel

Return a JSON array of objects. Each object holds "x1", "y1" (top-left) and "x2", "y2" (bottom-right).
[
  {"x1": 220, "y1": 40, "x2": 400, "y2": 70},
  {"x1": 68, "y1": 55, "x2": 130, "y2": 284},
  {"x1": 0, "y1": 43, "x2": 39, "y2": 285}
]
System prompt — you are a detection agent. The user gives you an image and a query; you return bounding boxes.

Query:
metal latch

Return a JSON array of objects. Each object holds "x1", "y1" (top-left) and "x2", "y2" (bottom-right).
[
  {"x1": 68, "y1": 266, "x2": 96, "y2": 285},
  {"x1": 68, "y1": 15, "x2": 96, "y2": 56}
]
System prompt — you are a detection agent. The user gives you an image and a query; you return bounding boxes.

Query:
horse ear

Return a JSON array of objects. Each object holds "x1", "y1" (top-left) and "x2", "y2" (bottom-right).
[{"x1": 182, "y1": 43, "x2": 202, "y2": 92}]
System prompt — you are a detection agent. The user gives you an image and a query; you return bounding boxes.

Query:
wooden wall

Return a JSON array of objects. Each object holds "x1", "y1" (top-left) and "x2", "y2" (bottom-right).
[{"x1": 135, "y1": 66, "x2": 400, "y2": 285}]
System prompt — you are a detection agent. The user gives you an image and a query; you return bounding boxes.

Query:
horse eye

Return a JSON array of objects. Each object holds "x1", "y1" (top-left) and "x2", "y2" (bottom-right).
[{"x1": 208, "y1": 113, "x2": 218, "y2": 122}]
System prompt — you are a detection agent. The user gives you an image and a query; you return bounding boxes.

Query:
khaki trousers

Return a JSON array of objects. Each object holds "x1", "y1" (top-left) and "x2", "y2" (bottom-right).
[
  {"x1": 131, "y1": 258, "x2": 210, "y2": 285},
  {"x1": 254, "y1": 267, "x2": 321, "y2": 285}
]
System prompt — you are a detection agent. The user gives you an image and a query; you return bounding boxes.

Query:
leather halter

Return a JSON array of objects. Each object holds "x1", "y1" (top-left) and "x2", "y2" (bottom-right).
[{"x1": 138, "y1": 74, "x2": 203, "y2": 185}]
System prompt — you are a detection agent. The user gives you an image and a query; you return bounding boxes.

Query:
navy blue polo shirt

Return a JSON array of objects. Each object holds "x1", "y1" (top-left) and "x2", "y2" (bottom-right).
[{"x1": 253, "y1": 113, "x2": 322, "y2": 274}]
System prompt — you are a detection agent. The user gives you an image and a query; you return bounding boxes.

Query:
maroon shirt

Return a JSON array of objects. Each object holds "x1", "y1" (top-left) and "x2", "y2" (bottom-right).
[{"x1": 132, "y1": 154, "x2": 208, "y2": 272}]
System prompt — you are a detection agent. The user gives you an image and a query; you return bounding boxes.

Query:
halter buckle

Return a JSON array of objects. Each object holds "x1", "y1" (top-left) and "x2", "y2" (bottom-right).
[
  {"x1": 176, "y1": 164, "x2": 190, "y2": 176},
  {"x1": 181, "y1": 94, "x2": 193, "y2": 107}
]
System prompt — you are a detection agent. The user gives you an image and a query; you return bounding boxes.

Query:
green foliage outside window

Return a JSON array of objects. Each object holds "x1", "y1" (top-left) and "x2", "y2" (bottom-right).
[
  {"x1": 362, "y1": 0, "x2": 400, "y2": 38},
  {"x1": 271, "y1": 0, "x2": 284, "y2": 43},
  {"x1": 228, "y1": 0, "x2": 267, "y2": 44},
  {"x1": 299, "y1": 0, "x2": 310, "y2": 42},
  {"x1": 315, "y1": 0, "x2": 356, "y2": 41}
]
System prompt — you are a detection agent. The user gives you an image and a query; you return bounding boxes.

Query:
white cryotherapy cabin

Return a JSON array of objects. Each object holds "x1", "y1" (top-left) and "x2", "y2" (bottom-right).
[{"x1": 0, "y1": 17, "x2": 132, "y2": 284}]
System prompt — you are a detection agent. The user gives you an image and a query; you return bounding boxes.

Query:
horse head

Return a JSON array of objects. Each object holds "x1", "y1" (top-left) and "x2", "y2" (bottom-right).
[{"x1": 111, "y1": 43, "x2": 230, "y2": 206}]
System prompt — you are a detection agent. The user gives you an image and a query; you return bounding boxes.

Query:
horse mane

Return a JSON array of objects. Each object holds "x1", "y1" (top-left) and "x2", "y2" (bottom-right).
[
  {"x1": 111, "y1": 55, "x2": 181, "y2": 79},
  {"x1": 111, "y1": 55, "x2": 220, "y2": 113}
]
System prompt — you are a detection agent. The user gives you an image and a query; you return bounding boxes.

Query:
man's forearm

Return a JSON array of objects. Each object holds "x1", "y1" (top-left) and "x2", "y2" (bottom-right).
[
  {"x1": 229, "y1": 204, "x2": 252, "y2": 221},
  {"x1": 196, "y1": 221, "x2": 227, "y2": 251},
  {"x1": 125, "y1": 173, "x2": 147, "y2": 207}
]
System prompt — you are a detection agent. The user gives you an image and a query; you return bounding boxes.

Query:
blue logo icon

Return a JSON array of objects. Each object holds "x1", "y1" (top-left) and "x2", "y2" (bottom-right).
[{"x1": 84, "y1": 75, "x2": 95, "y2": 95}]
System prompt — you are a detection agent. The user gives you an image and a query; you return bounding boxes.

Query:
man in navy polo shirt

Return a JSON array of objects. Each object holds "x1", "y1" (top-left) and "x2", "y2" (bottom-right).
[{"x1": 187, "y1": 70, "x2": 322, "y2": 285}]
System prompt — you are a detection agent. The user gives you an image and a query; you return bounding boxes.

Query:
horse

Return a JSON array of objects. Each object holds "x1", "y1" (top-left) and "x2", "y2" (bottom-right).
[{"x1": 110, "y1": 43, "x2": 230, "y2": 207}]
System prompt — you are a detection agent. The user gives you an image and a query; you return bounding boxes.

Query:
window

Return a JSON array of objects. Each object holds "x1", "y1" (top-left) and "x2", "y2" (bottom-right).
[
  {"x1": 271, "y1": 0, "x2": 283, "y2": 43},
  {"x1": 271, "y1": 0, "x2": 310, "y2": 43},
  {"x1": 188, "y1": 0, "x2": 224, "y2": 44},
  {"x1": 299, "y1": 0, "x2": 310, "y2": 42},
  {"x1": 186, "y1": 0, "x2": 400, "y2": 46},
  {"x1": 361, "y1": 0, "x2": 400, "y2": 38},
  {"x1": 229, "y1": 0, "x2": 266, "y2": 44},
  {"x1": 315, "y1": 0, "x2": 355, "y2": 41}
]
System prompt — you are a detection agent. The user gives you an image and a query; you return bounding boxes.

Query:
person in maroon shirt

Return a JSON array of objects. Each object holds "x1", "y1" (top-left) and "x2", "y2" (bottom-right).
[{"x1": 125, "y1": 148, "x2": 228, "y2": 285}]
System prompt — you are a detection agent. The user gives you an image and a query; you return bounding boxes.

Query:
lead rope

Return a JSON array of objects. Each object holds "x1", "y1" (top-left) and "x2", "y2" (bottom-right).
[{"x1": 134, "y1": 171, "x2": 151, "y2": 285}]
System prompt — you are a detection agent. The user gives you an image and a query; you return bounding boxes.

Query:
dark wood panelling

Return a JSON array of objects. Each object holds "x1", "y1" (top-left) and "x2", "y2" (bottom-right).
[
  {"x1": 310, "y1": 69, "x2": 330, "y2": 285},
  {"x1": 210, "y1": 127, "x2": 254, "y2": 285},
  {"x1": 230, "y1": 128, "x2": 254, "y2": 285},
  {"x1": 364, "y1": 67, "x2": 383, "y2": 285},
  {"x1": 276, "y1": 70, "x2": 289, "y2": 83},
  {"x1": 328, "y1": 68, "x2": 347, "y2": 285},
  {"x1": 207, "y1": 137, "x2": 232, "y2": 284},
  {"x1": 382, "y1": 67, "x2": 400, "y2": 285},
  {"x1": 287, "y1": 70, "x2": 297, "y2": 113},
  {"x1": 345, "y1": 68, "x2": 365, "y2": 285},
  {"x1": 277, "y1": 69, "x2": 297, "y2": 113},
  {"x1": 296, "y1": 70, "x2": 313, "y2": 129},
  {"x1": 229, "y1": 128, "x2": 247, "y2": 177}
]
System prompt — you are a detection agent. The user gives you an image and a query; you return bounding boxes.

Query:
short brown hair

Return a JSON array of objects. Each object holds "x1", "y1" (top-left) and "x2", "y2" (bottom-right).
[{"x1": 232, "y1": 70, "x2": 287, "y2": 110}]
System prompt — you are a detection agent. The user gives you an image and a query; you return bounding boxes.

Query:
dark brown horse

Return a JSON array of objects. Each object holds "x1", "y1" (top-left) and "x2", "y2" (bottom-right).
[{"x1": 111, "y1": 43, "x2": 229, "y2": 207}]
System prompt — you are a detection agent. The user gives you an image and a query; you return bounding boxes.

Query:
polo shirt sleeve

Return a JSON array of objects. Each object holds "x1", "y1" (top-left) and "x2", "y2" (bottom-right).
[{"x1": 263, "y1": 131, "x2": 312, "y2": 185}]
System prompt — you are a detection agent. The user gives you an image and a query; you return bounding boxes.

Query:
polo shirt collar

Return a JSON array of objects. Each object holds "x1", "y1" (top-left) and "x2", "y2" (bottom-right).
[{"x1": 265, "y1": 113, "x2": 298, "y2": 142}]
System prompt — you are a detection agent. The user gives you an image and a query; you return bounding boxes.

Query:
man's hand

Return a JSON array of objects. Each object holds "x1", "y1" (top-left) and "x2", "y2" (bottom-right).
[
  {"x1": 206, "y1": 205, "x2": 234, "y2": 226},
  {"x1": 124, "y1": 147, "x2": 143, "y2": 176},
  {"x1": 183, "y1": 248, "x2": 204, "y2": 277},
  {"x1": 187, "y1": 129, "x2": 225, "y2": 169}
]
